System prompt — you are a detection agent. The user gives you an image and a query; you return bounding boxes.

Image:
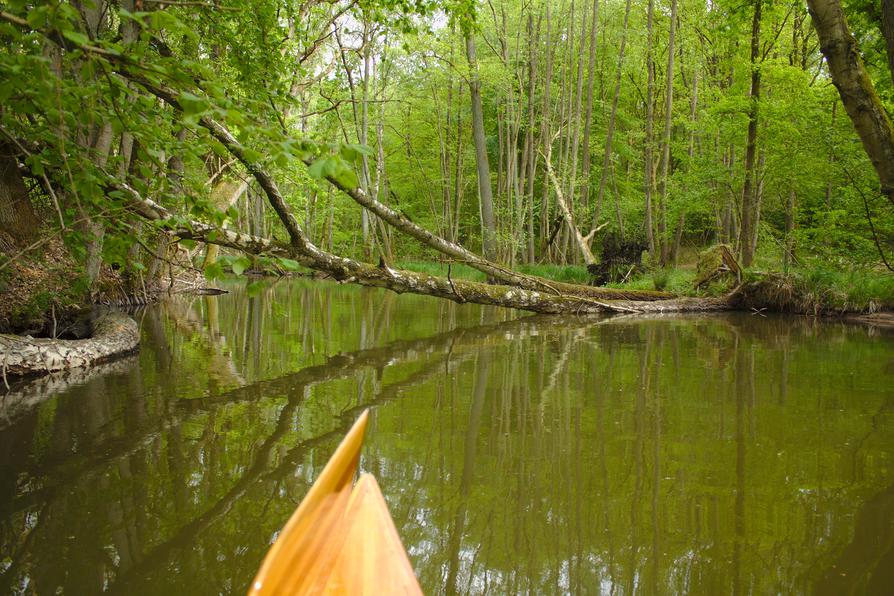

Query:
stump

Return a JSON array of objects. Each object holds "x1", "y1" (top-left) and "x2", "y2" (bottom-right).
[
  {"x1": 694, "y1": 244, "x2": 741, "y2": 289},
  {"x1": 590, "y1": 234, "x2": 648, "y2": 285}
]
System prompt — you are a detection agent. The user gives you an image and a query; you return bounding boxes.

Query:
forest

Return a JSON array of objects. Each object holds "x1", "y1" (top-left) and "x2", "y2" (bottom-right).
[
  {"x1": 1, "y1": 1, "x2": 894, "y2": 593},
  {"x1": 0, "y1": 0, "x2": 893, "y2": 331}
]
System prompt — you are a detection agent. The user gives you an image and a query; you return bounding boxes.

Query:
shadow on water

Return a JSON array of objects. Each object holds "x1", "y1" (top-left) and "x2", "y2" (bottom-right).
[{"x1": 0, "y1": 278, "x2": 892, "y2": 594}]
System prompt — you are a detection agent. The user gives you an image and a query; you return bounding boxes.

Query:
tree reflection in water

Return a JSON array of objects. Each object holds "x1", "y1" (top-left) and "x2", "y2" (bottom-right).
[{"x1": 0, "y1": 279, "x2": 892, "y2": 594}]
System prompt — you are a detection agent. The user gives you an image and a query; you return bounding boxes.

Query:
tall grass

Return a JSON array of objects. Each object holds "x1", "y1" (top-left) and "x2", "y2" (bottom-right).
[
  {"x1": 516, "y1": 264, "x2": 591, "y2": 284},
  {"x1": 734, "y1": 266, "x2": 894, "y2": 313},
  {"x1": 396, "y1": 261, "x2": 593, "y2": 284},
  {"x1": 607, "y1": 269, "x2": 697, "y2": 294}
]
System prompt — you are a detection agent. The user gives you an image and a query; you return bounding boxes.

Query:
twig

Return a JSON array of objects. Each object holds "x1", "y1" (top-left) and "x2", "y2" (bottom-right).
[
  {"x1": 447, "y1": 263, "x2": 465, "y2": 303},
  {"x1": 0, "y1": 124, "x2": 66, "y2": 229},
  {"x1": 841, "y1": 166, "x2": 894, "y2": 272},
  {"x1": 141, "y1": 0, "x2": 240, "y2": 10},
  {"x1": 0, "y1": 207, "x2": 127, "y2": 273}
]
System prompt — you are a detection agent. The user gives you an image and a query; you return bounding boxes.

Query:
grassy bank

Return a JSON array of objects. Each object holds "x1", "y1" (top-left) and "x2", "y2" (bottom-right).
[
  {"x1": 733, "y1": 267, "x2": 894, "y2": 314},
  {"x1": 396, "y1": 261, "x2": 595, "y2": 285}
]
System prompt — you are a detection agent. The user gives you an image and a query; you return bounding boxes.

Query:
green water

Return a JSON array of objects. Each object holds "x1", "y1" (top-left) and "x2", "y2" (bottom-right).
[{"x1": 1, "y1": 278, "x2": 893, "y2": 595}]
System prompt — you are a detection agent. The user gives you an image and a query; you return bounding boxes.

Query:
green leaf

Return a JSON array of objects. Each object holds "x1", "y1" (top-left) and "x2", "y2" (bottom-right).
[
  {"x1": 340, "y1": 143, "x2": 373, "y2": 162},
  {"x1": 25, "y1": 155, "x2": 44, "y2": 177},
  {"x1": 332, "y1": 162, "x2": 359, "y2": 188},
  {"x1": 242, "y1": 148, "x2": 263, "y2": 164},
  {"x1": 179, "y1": 92, "x2": 208, "y2": 116},
  {"x1": 306, "y1": 158, "x2": 327, "y2": 180},
  {"x1": 62, "y1": 30, "x2": 90, "y2": 47},
  {"x1": 204, "y1": 260, "x2": 224, "y2": 280},
  {"x1": 307, "y1": 156, "x2": 341, "y2": 180},
  {"x1": 26, "y1": 7, "x2": 48, "y2": 28},
  {"x1": 231, "y1": 256, "x2": 251, "y2": 276},
  {"x1": 278, "y1": 258, "x2": 301, "y2": 271}
]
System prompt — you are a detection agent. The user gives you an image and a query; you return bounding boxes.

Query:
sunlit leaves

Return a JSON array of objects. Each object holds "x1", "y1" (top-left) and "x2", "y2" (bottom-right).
[
  {"x1": 277, "y1": 258, "x2": 302, "y2": 271},
  {"x1": 230, "y1": 255, "x2": 252, "y2": 275},
  {"x1": 179, "y1": 92, "x2": 210, "y2": 116},
  {"x1": 306, "y1": 154, "x2": 359, "y2": 189}
]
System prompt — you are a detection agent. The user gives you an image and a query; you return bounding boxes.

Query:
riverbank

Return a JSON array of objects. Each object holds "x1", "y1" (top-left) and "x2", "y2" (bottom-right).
[
  {"x1": 397, "y1": 260, "x2": 894, "y2": 316},
  {"x1": 0, "y1": 237, "x2": 204, "y2": 335}
]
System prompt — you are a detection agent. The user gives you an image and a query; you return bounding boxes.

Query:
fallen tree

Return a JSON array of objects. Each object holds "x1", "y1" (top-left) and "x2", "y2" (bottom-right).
[
  {"x1": 1, "y1": 12, "x2": 726, "y2": 320},
  {"x1": 126, "y1": 179, "x2": 731, "y2": 315},
  {"x1": 0, "y1": 310, "x2": 139, "y2": 378}
]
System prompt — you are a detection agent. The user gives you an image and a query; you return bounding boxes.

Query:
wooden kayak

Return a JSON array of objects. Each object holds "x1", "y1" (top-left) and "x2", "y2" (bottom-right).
[{"x1": 248, "y1": 409, "x2": 422, "y2": 595}]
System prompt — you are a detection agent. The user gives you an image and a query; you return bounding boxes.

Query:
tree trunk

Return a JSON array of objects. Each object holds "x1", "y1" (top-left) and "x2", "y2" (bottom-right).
[
  {"x1": 544, "y1": 141, "x2": 598, "y2": 265},
  {"x1": 580, "y1": 0, "x2": 601, "y2": 215},
  {"x1": 204, "y1": 179, "x2": 249, "y2": 267},
  {"x1": 808, "y1": 0, "x2": 894, "y2": 208},
  {"x1": 539, "y1": 4, "x2": 554, "y2": 256},
  {"x1": 359, "y1": 26, "x2": 372, "y2": 259},
  {"x1": 657, "y1": 0, "x2": 678, "y2": 265},
  {"x1": 825, "y1": 101, "x2": 836, "y2": 209},
  {"x1": 84, "y1": 122, "x2": 115, "y2": 289},
  {"x1": 0, "y1": 143, "x2": 40, "y2": 245},
  {"x1": 525, "y1": 12, "x2": 539, "y2": 263},
  {"x1": 880, "y1": 0, "x2": 894, "y2": 83},
  {"x1": 783, "y1": 189, "x2": 796, "y2": 271},
  {"x1": 465, "y1": 35, "x2": 498, "y2": 262},
  {"x1": 739, "y1": 0, "x2": 762, "y2": 267},
  {"x1": 593, "y1": 0, "x2": 632, "y2": 229},
  {"x1": 566, "y1": 0, "x2": 590, "y2": 264},
  {"x1": 643, "y1": 0, "x2": 656, "y2": 256}
]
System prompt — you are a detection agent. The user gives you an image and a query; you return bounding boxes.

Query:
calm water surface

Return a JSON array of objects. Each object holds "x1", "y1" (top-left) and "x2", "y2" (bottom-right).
[{"x1": 1, "y1": 278, "x2": 893, "y2": 594}]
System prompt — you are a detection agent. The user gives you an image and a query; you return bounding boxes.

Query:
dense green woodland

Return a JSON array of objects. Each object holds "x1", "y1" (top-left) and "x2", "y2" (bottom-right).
[{"x1": 0, "y1": 0, "x2": 893, "y2": 322}]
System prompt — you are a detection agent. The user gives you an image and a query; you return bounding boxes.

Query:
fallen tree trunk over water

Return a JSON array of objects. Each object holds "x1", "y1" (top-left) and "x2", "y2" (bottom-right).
[
  {"x1": 0, "y1": 16, "x2": 697, "y2": 315},
  {"x1": 128, "y1": 187, "x2": 731, "y2": 315},
  {"x1": 0, "y1": 311, "x2": 139, "y2": 378}
]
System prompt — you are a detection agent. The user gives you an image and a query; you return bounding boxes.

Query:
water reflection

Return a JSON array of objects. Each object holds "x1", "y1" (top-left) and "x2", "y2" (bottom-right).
[{"x1": 0, "y1": 279, "x2": 892, "y2": 594}]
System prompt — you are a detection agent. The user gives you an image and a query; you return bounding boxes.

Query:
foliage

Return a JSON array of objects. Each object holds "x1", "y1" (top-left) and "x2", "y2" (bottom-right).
[
  {"x1": 0, "y1": 0, "x2": 891, "y2": 307},
  {"x1": 734, "y1": 266, "x2": 894, "y2": 314}
]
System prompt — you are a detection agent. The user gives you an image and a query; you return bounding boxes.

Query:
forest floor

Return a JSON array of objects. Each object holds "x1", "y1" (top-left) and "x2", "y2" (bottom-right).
[
  {"x1": 0, "y1": 237, "x2": 202, "y2": 335},
  {"x1": 0, "y1": 238, "x2": 86, "y2": 335}
]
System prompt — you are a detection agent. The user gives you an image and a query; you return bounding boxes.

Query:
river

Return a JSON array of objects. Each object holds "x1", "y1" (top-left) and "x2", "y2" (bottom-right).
[{"x1": 1, "y1": 278, "x2": 893, "y2": 594}]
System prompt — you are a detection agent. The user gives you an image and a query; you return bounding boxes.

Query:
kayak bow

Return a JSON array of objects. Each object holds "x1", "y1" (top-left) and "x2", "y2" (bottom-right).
[{"x1": 248, "y1": 409, "x2": 422, "y2": 595}]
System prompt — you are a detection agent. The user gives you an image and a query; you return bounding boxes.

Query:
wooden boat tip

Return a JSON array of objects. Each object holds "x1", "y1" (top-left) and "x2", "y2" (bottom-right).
[{"x1": 247, "y1": 409, "x2": 422, "y2": 595}]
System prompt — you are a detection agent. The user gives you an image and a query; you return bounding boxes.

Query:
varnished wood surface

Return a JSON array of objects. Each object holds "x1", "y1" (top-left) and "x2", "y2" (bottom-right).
[
  {"x1": 322, "y1": 474, "x2": 422, "y2": 595},
  {"x1": 248, "y1": 409, "x2": 422, "y2": 595}
]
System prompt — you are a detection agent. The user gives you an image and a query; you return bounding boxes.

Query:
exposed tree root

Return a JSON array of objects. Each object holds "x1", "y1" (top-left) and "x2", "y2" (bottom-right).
[{"x1": 0, "y1": 310, "x2": 139, "y2": 379}]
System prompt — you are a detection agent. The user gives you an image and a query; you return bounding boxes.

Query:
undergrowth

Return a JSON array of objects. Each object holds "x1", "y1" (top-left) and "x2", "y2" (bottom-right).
[
  {"x1": 607, "y1": 269, "x2": 698, "y2": 295},
  {"x1": 735, "y1": 267, "x2": 894, "y2": 314}
]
